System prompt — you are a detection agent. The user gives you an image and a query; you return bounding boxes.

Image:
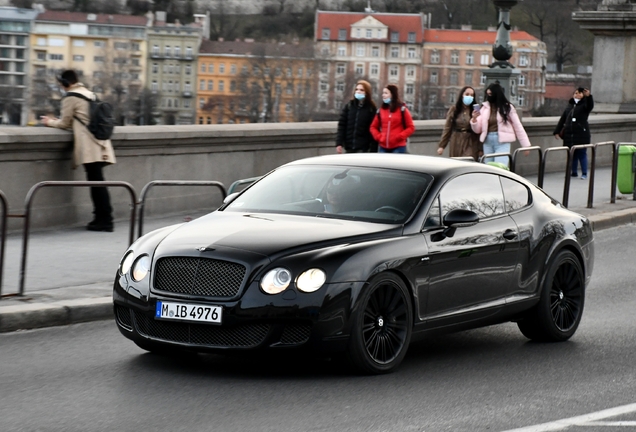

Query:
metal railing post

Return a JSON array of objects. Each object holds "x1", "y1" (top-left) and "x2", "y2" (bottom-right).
[
  {"x1": 17, "y1": 181, "x2": 137, "y2": 296},
  {"x1": 594, "y1": 141, "x2": 617, "y2": 204},
  {"x1": 137, "y1": 181, "x2": 227, "y2": 238},
  {"x1": 0, "y1": 190, "x2": 7, "y2": 298},
  {"x1": 540, "y1": 147, "x2": 571, "y2": 205},
  {"x1": 478, "y1": 152, "x2": 513, "y2": 168},
  {"x1": 511, "y1": 146, "x2": 542, "y2": 174},
  {"x1": 227, "y1": 177, "x2": 261, "y2": 195}
]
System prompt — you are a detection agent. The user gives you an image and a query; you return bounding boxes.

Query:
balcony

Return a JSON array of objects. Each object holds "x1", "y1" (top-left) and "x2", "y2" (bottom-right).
[
  {"x1": 182, "y1": 91, "x2": 193, "y2": 98},
  {"x1": 178, "y1": 54, "x2": 194, "y2": 61},
  {"x1": 150, "y1": 52, "x2": 163, "y2": 59}
]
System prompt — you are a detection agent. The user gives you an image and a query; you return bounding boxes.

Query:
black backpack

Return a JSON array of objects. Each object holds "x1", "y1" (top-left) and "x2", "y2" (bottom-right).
[{"x1": 66, "y1": 92, "x2": 115, "y2": 140}]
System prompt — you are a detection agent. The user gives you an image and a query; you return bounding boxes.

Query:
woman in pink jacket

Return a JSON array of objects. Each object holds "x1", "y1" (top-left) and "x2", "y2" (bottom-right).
[
  {"x1": 470, "y1": 83, "x2": 530, "y2": 166},
  {"x1": 370, "y1": 84, "x2": 415, "y2": 153}
]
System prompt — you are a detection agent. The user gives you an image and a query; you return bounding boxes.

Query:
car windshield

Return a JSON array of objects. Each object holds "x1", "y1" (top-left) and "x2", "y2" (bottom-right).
[{"x1": 225, "y1": 165, "x2": 433, "y2": 224}]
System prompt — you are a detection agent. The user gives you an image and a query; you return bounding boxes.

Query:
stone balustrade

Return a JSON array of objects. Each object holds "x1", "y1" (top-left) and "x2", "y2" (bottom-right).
[{"x1": 1, "y1": 114, "x2": 636, "y2": 230}]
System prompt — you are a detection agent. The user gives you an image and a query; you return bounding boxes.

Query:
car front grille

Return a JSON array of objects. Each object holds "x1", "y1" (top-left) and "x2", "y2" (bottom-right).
[
  {"x1": 133, "y1": 311, "x2": 269, "y2": 348},
  {"x1": 279, "y1": 324, "x2": 311, "y2": 345},
  {"x1": 115, "y1": 305, "x2": 133, "y2": 331},
  {"x1": 154, "y1": 257, "x2": 246, "y2": 298}
]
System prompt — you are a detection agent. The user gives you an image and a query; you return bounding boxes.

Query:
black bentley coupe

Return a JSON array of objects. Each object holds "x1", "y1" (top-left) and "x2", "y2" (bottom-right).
[{"x1": 113, "y1": 154, "x2": 594, "y2": 374}]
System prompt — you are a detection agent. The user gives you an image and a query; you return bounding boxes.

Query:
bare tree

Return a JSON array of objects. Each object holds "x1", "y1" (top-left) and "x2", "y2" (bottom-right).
[
  {"x1": 520, "y1": 0, "x2": 553, "y2": 41},
  {"x1": 205, "y1": 0, "x2": 242, "y2": 41},
  {"x1": 0, "y1": 85, "x2": 23, "y2": 125}
]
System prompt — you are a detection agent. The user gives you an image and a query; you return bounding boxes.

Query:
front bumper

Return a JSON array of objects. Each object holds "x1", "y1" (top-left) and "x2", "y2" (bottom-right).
[{"x1": 113, "y1": 275, "x2": 365, "y2": 354}]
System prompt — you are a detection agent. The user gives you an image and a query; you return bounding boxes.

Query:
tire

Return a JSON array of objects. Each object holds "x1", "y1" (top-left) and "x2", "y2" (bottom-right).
[
  {"x1": 518, "y1": 250, "x2": 585, "y2": 342},
  {"x1": 347, "y1": 273, "x2": 413, "y2": 374}
]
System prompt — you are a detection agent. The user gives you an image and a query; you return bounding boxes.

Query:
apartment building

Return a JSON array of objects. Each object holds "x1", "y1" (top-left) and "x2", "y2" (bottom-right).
[
  {"x1": 0, "y1": 7, "x2": 38, "y2": 126},
  {"x1": 422, "y1": 28, "x2": 548, "y2": 119},
  {"x1": 197, "y1": 39, "x2": 316, "y2": 124},
  {"x1": 29, "y1": 10, "x2": 147, "y2": 124},
  {"x1": 314, "y1": 10, "x2": 425, "y2": 118},
  {"x1": 146, "y1": 11, "x2": 204, "y2": 125}
]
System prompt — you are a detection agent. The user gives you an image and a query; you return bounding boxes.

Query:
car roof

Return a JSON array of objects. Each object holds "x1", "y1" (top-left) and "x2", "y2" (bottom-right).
[{"x1": 286, "y1": 154, "x2": 521, "y2": 181}]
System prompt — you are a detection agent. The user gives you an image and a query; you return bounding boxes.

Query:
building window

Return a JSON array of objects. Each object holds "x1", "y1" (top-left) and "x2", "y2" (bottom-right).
[
  {"x1": 465, "y1": 72, "x2": 473, "y2": 85},
  {"x1": 185, "y1": 65, "x2": 192, "y2": 75},
  {"x1": 230, "y1": 64, "x2": 236, "y2": 74},
  {"x1": 355, "y1": 63, "x2": 364, "y2": 75},
  {"x1": 36, "y1": 37, "x2": 46, "y2": 46},
  {"x1": 297, "y1": 67, "x2": 303, "y2": 77},
  {"x1": 391, "y1": 31, "x2": 399, "y2": 42},
  {"x1": 322, "y1": 46, "x2": 330, "y2": 55},
  {"x1": 391, "y1": 46, "x2": 399, "y2": 58},
  {"x1": 219, "y1": 63, "x2": 225, "y2": 73},
  {"x1": 370, "y1": 63, "x2": 379, "y2": 76},
  {"x1": 199, "y1": 98, "x2": 205, "y2": 108},
  {"x1": 406, "y1": 66, "x2": 416, "y2": 78},
  {"x1": 450, "y1": 71, "x2": 458, "y2": 85},
  {"x1": 338, "y1": 29, "x2": 346, "y2": 40},
  {"x1": 165, "y1": 46, "x2": 171, "y2": 57},
  {"x1": 174, "y1": 46, "x2": 181, "y2": 57},
  {"x1": 408, "y1": 32, "x2": 416, "y2": 43},
  {"x1": 431, "y1": 50, "x2": 440, "y2": 64},
  {"x1": 336, "y1": 63, "x2": 345, "y2": 75},
  {"x1": 451, "y1": 51, "x2": 459, "y2": 64},
  {"x1": 199, "y1": 117, "x2": 203, "y2": 125},
  {"x1": 218, "y1": 80, "x2": 224, "y2": 91},
  {"x1": 151, "y1": 81, "x2": 158, "y2": 91},
  {"x1": 49, "y1": 54, "x2": 63, "y2": 60},
  {"x1": 356, "y1": 28, "x2": 361, "y2": 38},
  {"x1": 208, "y1": 64, "x2": 214, "y2": 73},
  {"x1": 36, "y1": 52, "x2": 46, "y2": 61},
  {"x1": 207, "y1": 117, "x2": 211, "y2": 124},
  {"x1": 337, "y1": 46, "x2": 346, "y2": 56},
  {"x1": 518, "y1": 93, "x2": 525, "y2": 106},
  {"x1": 430, "y1": 71, "x2": 438, "y2": 84},
  {"x1": 208, "y1": 80, "x2": 213, "y2": 90},
  {"x1": 407, "y1": 47, "x2": 416, "y2": 59},
  {"x1": 200, "y1": 79, "x2": 205, "y2": 90},
  {"x1": 336, "y1": 81, "x2": 345, "y2": 92},
  {"x1": 72, "y1": 40, "x2": 85, "y2": 47},
  {"x1": 73, "y1": 55, "x2": 84, "y2": 61},
  {"x1": 356, "y1": 44, "x2": 365, "y2": 56},
  {"x1": 480, "y1": 73, "x2": 487, "y2": 85},
  {"x1": 320, "y1": 62, "x2": 329, "y2": 73},
  {"x1": 466, "y1": 52, "x2": 474, "y2": 65},
  {"x1": 94, "y1": 41, "x2": 105, "y2": 48},
  {"x1": 366, "y1": 29, "x2": 372, "y2": 38},
  {"x1": 519, "y1": 55, "x2": 528, "y2": 67},
  {"x1": 230, "y1": 80, "x2": 236, "y2": 92},
  {"x1": 322, "y1": 28, "x2": 330, "y2": 39},
  {"x1": 389, "y1": 65, "x2": 399, "y2": 78},
  {"x1": 519, "y1": 74, "x2": 526, "y2": 86},
  {"x1": 371, "y1": 46, "x2": 379, "y2": 57},
  {"x1": 405, "y1": 83, "x2": 414, "y2": 95},
  {"x1": 320, "y1": 81, "x2": 328, "y2": 92},
  {"x1": 480, "y1": 53, "x2": 490, "y2": 65},
  {"x1": 132, "y1": 42, "x2": 140, "y2": 51},
  {"x1": 449, "y1": 91, "x2": 456, "y2": 104},
  {"x1": 286, "y1": 67, "x2": 292, "y2": 77},
  {"x1": 114, "y1": 42, "x2": 128, "y2": 50},
  {"x1": 184, "y1": 100, "x2": 190, "y2": 108},
  {"x1": 429, "y1": 93, "x2": 437, "y2": 105}
]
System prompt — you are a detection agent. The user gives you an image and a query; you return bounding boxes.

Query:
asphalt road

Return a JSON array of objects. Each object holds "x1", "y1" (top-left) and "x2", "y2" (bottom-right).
[{"x1": 1, "y1": 225, "x2": 635, "y2": 432}]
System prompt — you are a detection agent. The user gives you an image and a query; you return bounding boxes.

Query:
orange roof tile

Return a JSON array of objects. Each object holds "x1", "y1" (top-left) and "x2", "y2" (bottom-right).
[
  {"x1": 423, "y1": 29, "x2": 540, "y2": 44},
  {"x1": 315, "y1": 11, "x2": 424, "y2": 43},
  {"x1": 36, "y1": 10, "x2": 147, "y2": 26}
]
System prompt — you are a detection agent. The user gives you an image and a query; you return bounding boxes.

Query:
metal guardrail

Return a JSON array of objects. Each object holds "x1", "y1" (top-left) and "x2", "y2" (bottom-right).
[
  {"x1": 228, "y1": 176, "x2": 261, "y2": 195},
  {"x1": 17, "y1": 181, "x2": 137, "y2": 296},
  {"x1": 479, "y1": 152, "x2": 513, "y2": 166},
  {"x1": 511, "y1": 146, "x2": 543, "y2": 174},
  {"x1": 137, "y1": 180, "x2": 226, "y2": 238},
  {"x1": 0, "y1": 190, "x2": 7, "y2": 298},
  {"x1": 540, "y1": 146, "x2": 571, "y2": 194}
]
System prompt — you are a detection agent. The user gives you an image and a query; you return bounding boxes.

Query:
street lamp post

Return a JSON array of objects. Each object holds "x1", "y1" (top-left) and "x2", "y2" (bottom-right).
[{"x1": 482, "y1": 0, "x2": 520, "y2": 106}]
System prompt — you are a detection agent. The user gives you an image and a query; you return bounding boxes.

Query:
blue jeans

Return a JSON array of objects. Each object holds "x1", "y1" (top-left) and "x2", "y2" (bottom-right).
[
  {"x1": 572, "y1": 148, "x2": 588, "y2": 176},
  {"x1": 379, "y1": 146, "x2": 407, "y2": 154},
  {"x1": 483, "y1": 132, "x2": 510, "y2": 165}
]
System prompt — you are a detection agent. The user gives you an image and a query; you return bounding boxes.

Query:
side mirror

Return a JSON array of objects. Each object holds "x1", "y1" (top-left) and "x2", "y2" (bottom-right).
[
  {"x1": 432, "y1": 209, "x2": 479, "y2": 241},
  {"x1": 223, "y1": 192, "x2": 240, "y2": 205}
]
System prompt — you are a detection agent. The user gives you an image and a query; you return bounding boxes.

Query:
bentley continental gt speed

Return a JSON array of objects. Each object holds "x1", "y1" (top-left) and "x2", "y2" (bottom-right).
[{"x1": 113, "y1": 154, "x2": 594, "y2": 374}]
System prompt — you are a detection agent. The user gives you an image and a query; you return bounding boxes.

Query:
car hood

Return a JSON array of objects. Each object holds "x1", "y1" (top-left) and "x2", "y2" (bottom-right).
[{"x1": 154, "y1": 211, "x2": 397, "y2": 258}]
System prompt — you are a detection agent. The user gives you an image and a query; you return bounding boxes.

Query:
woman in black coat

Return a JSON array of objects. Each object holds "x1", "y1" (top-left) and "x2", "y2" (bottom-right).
[
  {"x1": 553, "y1": 87, "x2": 594, "y2": 179},
  {"x1": 336, "y1": 80, "x2": 377, "y2": 153}
]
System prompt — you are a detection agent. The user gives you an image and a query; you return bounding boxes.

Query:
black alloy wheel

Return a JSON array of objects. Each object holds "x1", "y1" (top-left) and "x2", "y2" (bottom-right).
[
  {"x1": 348, "y1": 272, "x2": 413, "y2": 374},
  {"x1": 518, "y1": 250, "x2": 585, "y2": 342}
]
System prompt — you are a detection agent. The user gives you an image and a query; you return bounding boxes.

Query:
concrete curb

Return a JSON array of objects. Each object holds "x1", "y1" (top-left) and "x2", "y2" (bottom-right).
[
  {"x1": 588, "y1": 208, "x2": 636, "y2": 231},
  {"x1": 0, "y1": 297, "x2": 113, "y2": 333}
]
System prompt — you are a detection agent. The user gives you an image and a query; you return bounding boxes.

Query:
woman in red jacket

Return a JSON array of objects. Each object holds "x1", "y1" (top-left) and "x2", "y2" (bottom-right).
[{"x1": 370, "y1": 84, "x2": 415, "y2": 153}]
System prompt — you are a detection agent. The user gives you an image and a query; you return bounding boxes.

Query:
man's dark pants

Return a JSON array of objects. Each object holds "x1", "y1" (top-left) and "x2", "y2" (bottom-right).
[{"x1": 83, "y1": 162, "x2": 113, "y2": 223}]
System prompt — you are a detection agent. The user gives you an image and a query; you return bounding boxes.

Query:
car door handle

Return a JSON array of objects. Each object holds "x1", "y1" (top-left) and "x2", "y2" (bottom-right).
[{"x1": 503, "y1": 229, "x2": 517, "y2": 240}]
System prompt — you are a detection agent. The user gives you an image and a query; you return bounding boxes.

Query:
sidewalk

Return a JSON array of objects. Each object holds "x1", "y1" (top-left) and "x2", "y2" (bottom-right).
[{"x1": 1, "y1": 167, "x2": 635, "y2": 333}]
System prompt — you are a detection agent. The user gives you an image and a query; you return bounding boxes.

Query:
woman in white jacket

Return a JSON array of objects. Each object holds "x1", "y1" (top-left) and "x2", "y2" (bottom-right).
[{"x1": 470, "y1": 83, "x2": 531, "y2": 166}]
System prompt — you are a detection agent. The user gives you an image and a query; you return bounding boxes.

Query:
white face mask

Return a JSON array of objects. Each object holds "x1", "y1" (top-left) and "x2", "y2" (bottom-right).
[{"x1": 573, "y1": 98, "x2": 581, "y2": 104}]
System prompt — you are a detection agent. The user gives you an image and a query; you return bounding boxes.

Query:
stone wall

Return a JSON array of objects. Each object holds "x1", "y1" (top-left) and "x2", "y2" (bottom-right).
[{"x1": 1, "y1": 114, "x2": 635, "y2": 230}]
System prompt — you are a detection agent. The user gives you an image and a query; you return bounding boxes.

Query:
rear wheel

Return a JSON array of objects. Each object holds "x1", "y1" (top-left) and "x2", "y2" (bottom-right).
[
  {"x1": 518, "y1": 250, "x2": 585, "y2": 342},
  {"x1": 347, "y1": 273, "x2": 413, "y2": 374}
]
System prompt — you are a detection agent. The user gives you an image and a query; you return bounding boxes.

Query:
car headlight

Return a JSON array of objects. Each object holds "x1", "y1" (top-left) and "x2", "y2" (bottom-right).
[
  {"x1": 260, "y1": 268, "x2": 292, "y2": 294},
  {"x1": 120, "y1": 251, "x2": 135, "y2": 275},
  {"x1": 296, "y1": 268, "x2": 326, "y2": 293},
  {"x1": 131, "y1": 255, "x2": 151, "y2": 282}
]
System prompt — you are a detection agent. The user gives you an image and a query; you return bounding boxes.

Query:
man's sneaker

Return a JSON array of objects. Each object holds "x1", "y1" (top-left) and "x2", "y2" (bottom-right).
[
  {"x1": 581, "y1": 175, "x2": 588, "y2": 180},
  {"x1": 86, "y1": 222, "x2": 114, "y2": 232}
]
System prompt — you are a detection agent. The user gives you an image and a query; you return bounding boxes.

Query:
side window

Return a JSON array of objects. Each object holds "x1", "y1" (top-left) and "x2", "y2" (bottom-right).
[
  {"x1": 424, "y1": 195, "x2": 441, "y2": 227},
  {"x1": 439, "y1": 174, "x2": 505, "y2": 220},
  {"x1": 501, "y1": 177, "x2": 531, "y2": 213}
]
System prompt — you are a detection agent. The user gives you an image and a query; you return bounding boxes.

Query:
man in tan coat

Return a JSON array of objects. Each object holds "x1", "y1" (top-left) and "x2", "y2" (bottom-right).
[{"x1": 41, "y1": 70, "x2": 116, "y2": 232}]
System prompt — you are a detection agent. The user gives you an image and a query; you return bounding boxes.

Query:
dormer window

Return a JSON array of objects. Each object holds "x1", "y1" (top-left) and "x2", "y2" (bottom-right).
[
  {"x1": 356, "y1": 28, "x2": 361, "y2": 38},
  {"x1": 391, "y1": 31, "x2": 399, "y2": 42},
  {"x1": 338, "y1": 29, "x2": 346, "y2": 40},
  {"x1": 322, "y1": 28, "x2": 330, "y2": 39},
  {"x1": 366, "y1": 29, "x2": 372, "y2": 38},
  {"x1": 408, "y1": 32, "x2": 416, "y2": 43}
]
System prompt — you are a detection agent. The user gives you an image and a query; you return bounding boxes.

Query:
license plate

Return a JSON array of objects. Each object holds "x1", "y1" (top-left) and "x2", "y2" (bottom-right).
[{"x1": 155, "y1": 301, "x2": 222, "y2": 324}]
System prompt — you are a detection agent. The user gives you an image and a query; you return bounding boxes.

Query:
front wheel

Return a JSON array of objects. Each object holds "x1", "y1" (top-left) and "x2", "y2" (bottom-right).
[
  {"x1": 347, "y1": 273, "x2": 413, "y2": 374},
  {"x1": 518, "y1": 250, "x2": 585, "y2": 342}
]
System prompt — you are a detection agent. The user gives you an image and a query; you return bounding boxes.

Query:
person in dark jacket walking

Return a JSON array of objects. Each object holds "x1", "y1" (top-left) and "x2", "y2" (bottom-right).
[
  {"x1": 553, "y1": 87, "x2": 594, "y2": 179},
  {"x1": 336, "y1": 80, "x2": 377, "y2": 153}
]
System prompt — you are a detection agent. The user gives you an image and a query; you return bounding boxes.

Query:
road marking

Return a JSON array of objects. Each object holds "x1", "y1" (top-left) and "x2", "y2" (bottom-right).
[{"x1": 502, "y1": 403, "x2": 636, "y2": 431}]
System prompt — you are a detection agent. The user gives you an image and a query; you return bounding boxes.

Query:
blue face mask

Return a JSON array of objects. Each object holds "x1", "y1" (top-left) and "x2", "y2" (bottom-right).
[
  {"x1": 463, "y1": 95, "x2": 474, "y2": 106},
  {"x1": 383, "y1": 98, "x2": 391, "y2": 104},
  {"x1": 354, "y1": 93, "x2": 365, "y2": 100}
]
